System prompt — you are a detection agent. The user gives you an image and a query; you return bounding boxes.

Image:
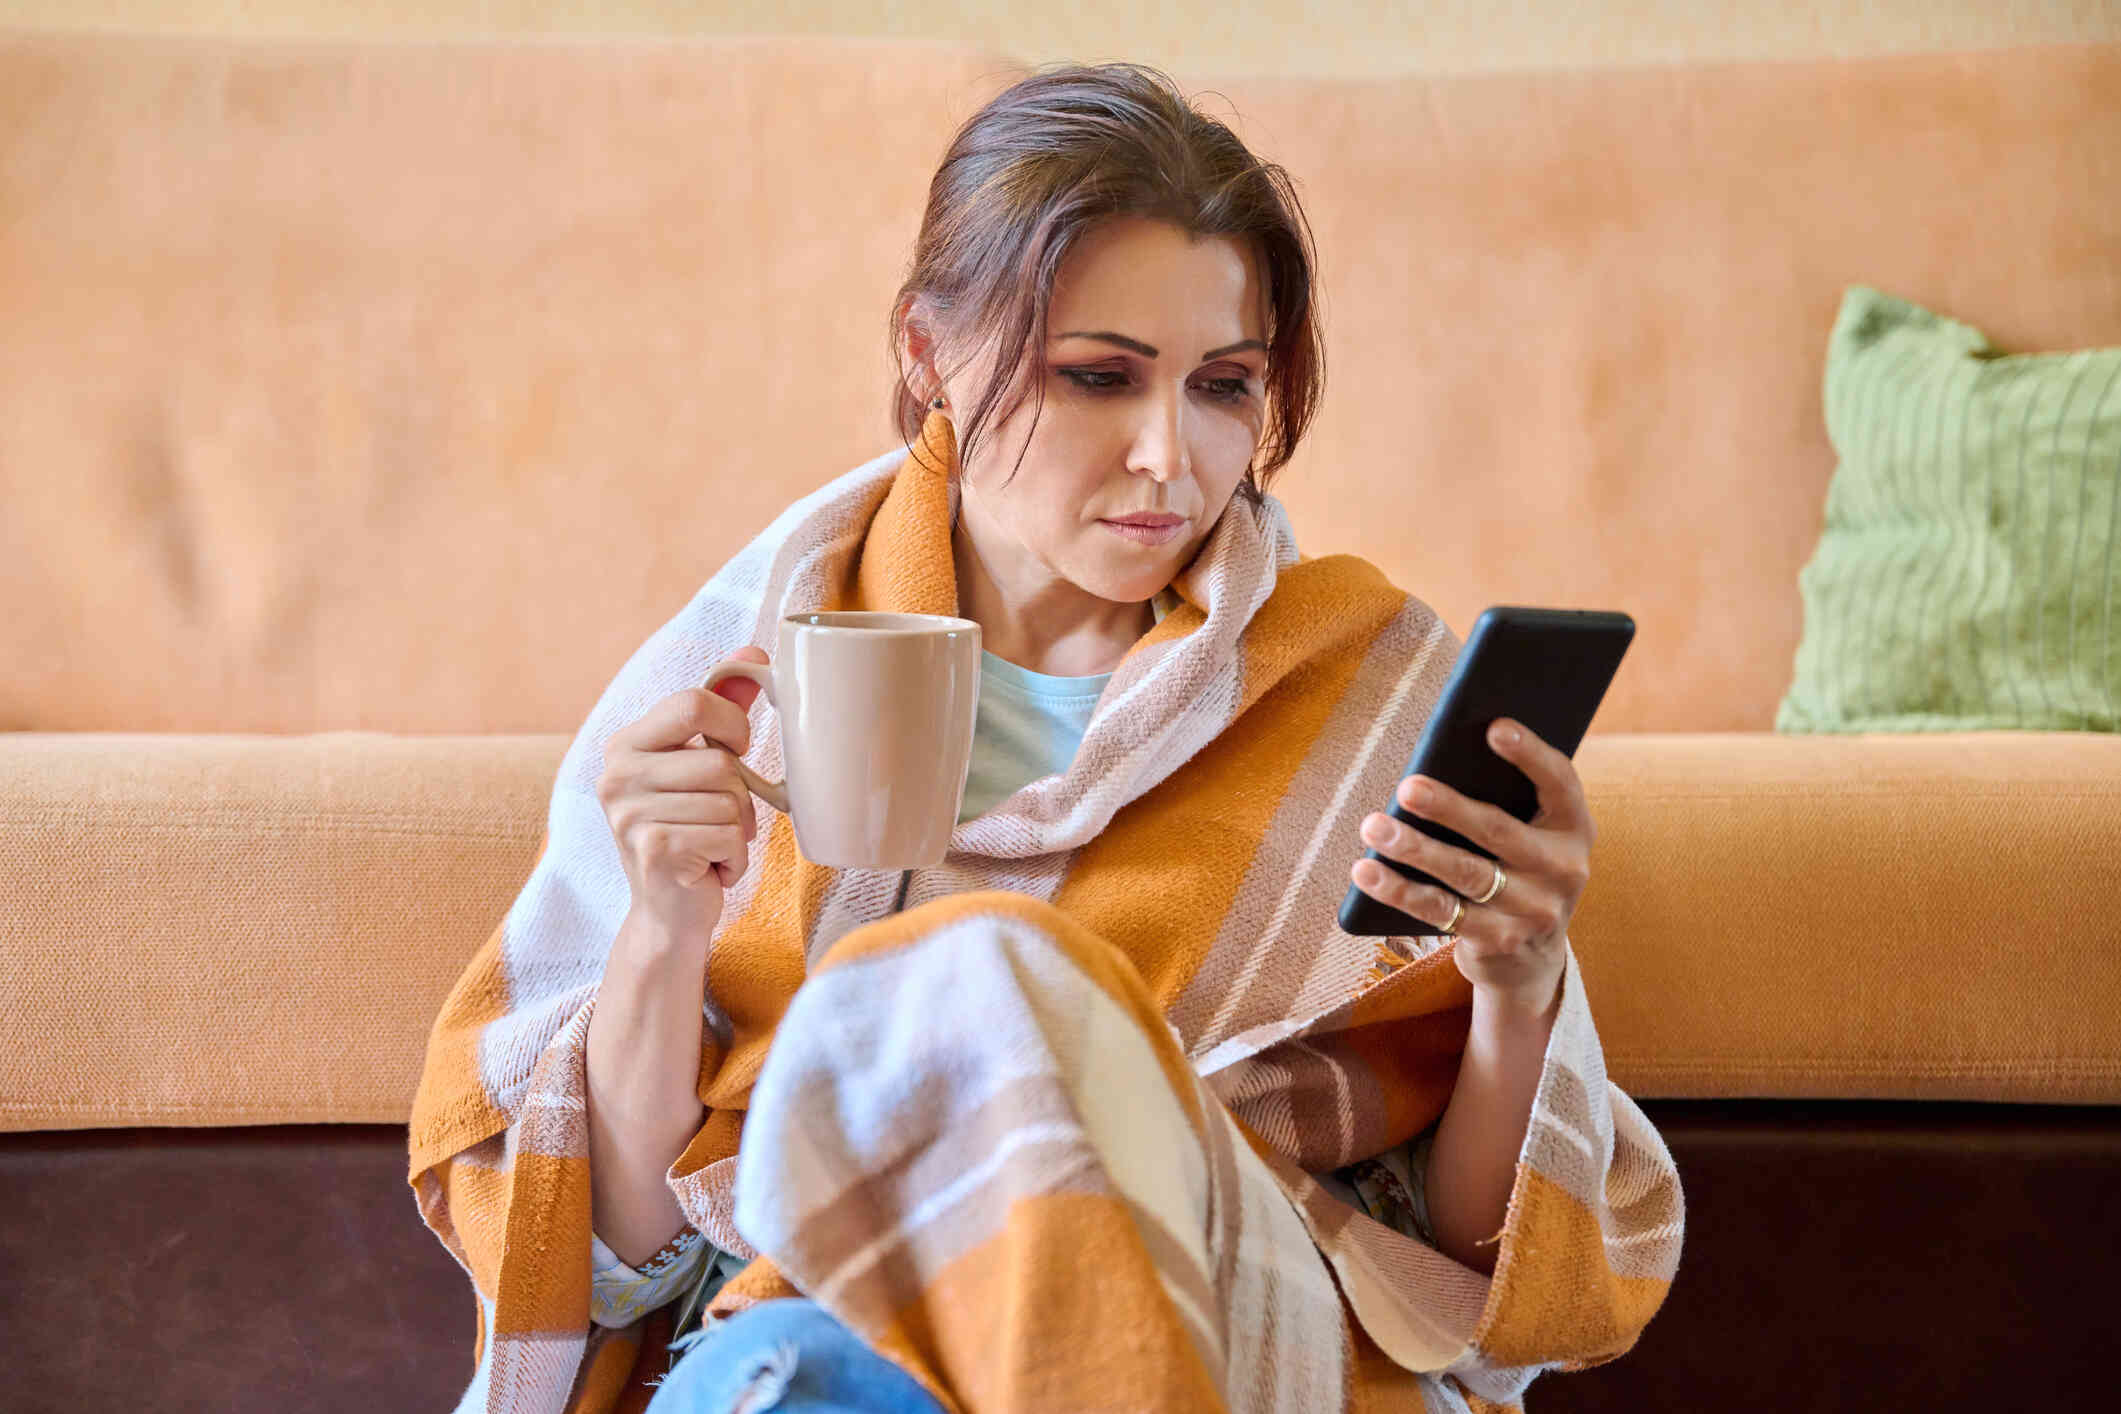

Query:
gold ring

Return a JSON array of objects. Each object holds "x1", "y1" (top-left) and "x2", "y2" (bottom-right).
[
  {"x1": 1472, "y1": 862, "x2": 1506, "y2": 905},
  {"x1": 1442, "y1": 895, "x2": 1466, "y2": 934}
]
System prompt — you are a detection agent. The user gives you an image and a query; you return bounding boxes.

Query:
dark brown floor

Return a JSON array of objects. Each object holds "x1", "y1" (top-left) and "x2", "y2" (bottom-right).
[{"x1": 3, "y1": 1099, "x2": 2114, "y2": 1412}]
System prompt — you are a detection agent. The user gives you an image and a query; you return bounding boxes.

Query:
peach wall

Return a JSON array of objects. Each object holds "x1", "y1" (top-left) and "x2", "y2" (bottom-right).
[{"x1": 1, "y1": 0, "x2": 2115, "y2": 76}]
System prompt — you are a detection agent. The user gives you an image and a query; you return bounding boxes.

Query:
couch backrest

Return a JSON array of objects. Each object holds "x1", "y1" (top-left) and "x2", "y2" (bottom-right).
[{"x1": 5, "y1": 32, "x2": 2118, "y2": 734}]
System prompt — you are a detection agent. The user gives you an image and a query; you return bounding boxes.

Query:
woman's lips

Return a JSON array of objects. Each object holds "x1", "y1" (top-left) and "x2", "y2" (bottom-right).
[{"x1": 1099, "y1": 516, "x2": 1186, "y2": 546}]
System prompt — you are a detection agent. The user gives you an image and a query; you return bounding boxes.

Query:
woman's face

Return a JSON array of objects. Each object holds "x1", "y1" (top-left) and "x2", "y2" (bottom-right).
[{"x1": 935, "y1": 216, "x2": 1270, "y2": 609}]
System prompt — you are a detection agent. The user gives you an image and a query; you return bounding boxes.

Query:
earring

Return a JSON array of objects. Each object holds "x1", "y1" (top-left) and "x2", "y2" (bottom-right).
[{"x1": 930, "y1": 395, "x2": 947, "y2": 410}]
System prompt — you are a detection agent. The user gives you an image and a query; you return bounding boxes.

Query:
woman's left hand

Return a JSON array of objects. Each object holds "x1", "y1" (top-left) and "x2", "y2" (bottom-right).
[{"x1": 1350, "y1": 717, "x2": 1592, "y2": 1013}]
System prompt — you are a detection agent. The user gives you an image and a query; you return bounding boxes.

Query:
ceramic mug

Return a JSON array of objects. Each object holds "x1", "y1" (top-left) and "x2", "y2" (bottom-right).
[{"x1": 701, "y1": 611, "x2": 982, "y2": 870}]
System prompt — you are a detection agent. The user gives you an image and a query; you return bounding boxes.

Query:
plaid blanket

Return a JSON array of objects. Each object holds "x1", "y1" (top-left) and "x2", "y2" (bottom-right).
[{"x1": 408, "y1": 410, "x2": 1683, "y2": 1412}]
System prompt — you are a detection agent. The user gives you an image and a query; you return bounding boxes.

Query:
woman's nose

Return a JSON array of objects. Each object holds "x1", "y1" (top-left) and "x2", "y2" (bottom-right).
[{"x1": 1130, "y1": 390, "x2": 1191, "y2": 482}]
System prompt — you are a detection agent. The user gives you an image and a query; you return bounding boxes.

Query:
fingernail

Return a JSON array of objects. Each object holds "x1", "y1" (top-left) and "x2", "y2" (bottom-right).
[{"x1": 1361, "y1": 815, "x2": 1391, "y2": 845}]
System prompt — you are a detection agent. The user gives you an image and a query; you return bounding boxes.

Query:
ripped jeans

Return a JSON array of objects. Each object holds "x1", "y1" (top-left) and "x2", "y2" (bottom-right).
[{"x1": 644, "y1": 1299, "x2": 949, "y2": 1414}]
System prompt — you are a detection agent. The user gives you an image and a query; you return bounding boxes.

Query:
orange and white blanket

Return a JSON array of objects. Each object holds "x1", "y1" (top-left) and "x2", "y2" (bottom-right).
[{"x1": 408, "y1": 411, "x2": 1683, "y2": 1413}]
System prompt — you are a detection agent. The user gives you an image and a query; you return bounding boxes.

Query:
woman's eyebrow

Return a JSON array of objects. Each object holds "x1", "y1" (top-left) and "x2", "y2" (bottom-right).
[{"x1": 1053, "y1": 331, "x2": 1267, "y2": 361}]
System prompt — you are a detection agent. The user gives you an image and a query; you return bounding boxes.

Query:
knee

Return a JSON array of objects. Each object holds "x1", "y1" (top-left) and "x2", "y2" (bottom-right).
[
  {"x1": 821, "y1": 888, "x2": 1166, "y2": 1019},
  {"x1": 896, "y1": 887, "x2": 1068, "y2": 933},
  {"x1": 815, "y1": 888, "x2": 1085, "y2": 974}
]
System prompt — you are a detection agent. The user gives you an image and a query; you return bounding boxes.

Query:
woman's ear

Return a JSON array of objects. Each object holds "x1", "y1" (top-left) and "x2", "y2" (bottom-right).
[{"x1": 896, "y1": 295, "x2": 944, "y2": 403}]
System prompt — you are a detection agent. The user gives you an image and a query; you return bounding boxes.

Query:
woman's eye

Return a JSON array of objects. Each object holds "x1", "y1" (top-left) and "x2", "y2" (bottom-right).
[{"x1": 1060, "y1": 367, "x2": 1252, "y2": 402}]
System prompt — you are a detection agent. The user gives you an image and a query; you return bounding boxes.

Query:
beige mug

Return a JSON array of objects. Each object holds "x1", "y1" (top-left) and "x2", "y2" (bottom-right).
[{"x1": 701, "y1": 611, "x2": 982, "y2": 870}]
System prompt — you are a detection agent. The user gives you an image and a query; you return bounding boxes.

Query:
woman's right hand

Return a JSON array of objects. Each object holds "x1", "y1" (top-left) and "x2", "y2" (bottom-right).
[{"x1": 595, "y1": 646, "x2": 771, "y2": 945}]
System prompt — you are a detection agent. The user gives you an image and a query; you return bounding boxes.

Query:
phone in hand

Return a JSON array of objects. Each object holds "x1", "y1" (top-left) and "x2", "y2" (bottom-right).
[{"x1": 1337, "y1": 605, "x2": 1635, "y2": 938}]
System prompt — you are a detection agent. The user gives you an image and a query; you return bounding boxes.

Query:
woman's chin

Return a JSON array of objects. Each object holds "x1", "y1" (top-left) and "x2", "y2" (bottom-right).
[{"x1": 1077, "y1": 568, "x2": 1173, "y2": 606}]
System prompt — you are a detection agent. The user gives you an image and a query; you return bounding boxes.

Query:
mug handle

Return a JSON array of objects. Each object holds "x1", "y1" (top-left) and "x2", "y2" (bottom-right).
[{"x1": 698, "y1": 659, "x2": 791, "y2": 816}]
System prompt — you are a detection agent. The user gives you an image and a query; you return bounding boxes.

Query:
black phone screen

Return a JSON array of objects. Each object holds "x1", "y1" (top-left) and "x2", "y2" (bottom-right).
[{"x1": 1336, "y1": 605, "x2": 1634, "y2": 939}]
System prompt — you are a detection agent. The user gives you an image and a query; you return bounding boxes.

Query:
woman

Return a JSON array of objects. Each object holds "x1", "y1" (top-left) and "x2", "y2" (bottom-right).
[{"x1": 410, "y1": 62, "x2": 1682, "y2": 1414}]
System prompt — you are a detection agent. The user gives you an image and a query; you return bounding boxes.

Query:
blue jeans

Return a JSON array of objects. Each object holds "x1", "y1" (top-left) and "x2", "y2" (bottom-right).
[{"x1": 644, "y1": 1299, "x2": 948, "y2": 1414}]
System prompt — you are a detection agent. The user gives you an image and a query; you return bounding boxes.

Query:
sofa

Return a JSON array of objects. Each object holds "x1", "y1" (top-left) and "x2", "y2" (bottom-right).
[{"x1": 3, "y1": 28, "x2": 2118, "y2": 1412}]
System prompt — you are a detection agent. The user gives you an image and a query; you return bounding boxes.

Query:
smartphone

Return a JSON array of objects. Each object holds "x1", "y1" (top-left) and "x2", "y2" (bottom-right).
[{"x1": 1337, "y1": 605, "x2": 1635, "y2": 938}]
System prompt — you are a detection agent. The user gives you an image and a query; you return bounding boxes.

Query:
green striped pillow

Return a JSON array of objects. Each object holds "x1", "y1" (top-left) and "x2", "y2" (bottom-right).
[{"x1": 1776, "y1": 286, "x2": 2121, "y2": 734}]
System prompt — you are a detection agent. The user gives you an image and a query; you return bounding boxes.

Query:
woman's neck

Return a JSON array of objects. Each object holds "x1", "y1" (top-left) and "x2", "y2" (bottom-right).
[{"x1": 952, "y1": 524, "x2": 1156, "y2": 677}]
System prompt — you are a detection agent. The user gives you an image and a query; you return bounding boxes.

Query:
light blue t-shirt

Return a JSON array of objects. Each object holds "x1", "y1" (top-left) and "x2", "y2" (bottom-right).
[{"x1": 956, "y1": 589, "x2": 1177, "y2": 822}]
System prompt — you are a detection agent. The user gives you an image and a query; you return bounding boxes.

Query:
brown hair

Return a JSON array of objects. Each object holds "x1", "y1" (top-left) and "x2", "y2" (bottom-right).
[{"x1": 888, "y1": 62, "x2": 1324, "y2": 512}]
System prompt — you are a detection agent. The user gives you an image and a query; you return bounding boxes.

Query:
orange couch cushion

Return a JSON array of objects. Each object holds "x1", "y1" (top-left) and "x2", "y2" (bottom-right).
[
  {"x1": 4, "y1": 35, "x2": 2120, "y2": 736},
  {"x1": 4, "y1": 729, "x2": 2116, "y2": 1130}
]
